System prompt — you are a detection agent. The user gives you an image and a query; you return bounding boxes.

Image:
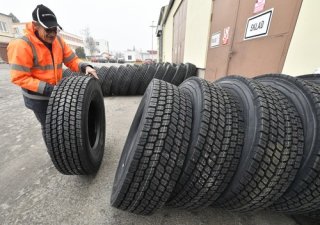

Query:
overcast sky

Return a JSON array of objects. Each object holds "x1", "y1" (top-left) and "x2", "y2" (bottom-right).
[{"x1": 1, "y1": 0, "x2": 169, "y2": 52}]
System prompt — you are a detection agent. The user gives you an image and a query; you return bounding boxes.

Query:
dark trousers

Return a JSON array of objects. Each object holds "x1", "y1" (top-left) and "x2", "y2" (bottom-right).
[{"x1": 23, "y1": 95, "x2": 49, "y2": 143}]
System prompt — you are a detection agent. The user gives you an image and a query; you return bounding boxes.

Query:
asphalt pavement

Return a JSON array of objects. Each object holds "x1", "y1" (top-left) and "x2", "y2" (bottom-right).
[{"x1": 0, "y1": 64, "x2": 303, "y2": 225}]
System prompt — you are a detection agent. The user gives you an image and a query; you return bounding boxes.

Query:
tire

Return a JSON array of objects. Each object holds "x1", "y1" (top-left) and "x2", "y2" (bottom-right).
[
  {"x1": 171, "y1": 64, "x2": 187, "y2": 86},
  {"x1": 104, "y1": 66, "x2": 118, "y2": 96},
  {"x1": 167, "y1": 77, "x2": 244, "y2": 209},
  {"x1": 97, "y1": 66, "x2": 109, "y2": 96},
  {"x1": 256, "y1": 74, "x2": 320, "y2": 214},
  {"x1": 112, "y1": 66, "x2": 127, "y2": 95},
  {"x1": 185, "y1": 63, "x2": 197, "y2": 80},
  {"x1": 297, "y1": 74, "x2": 320, "y2": 84},
  {"x1": 214, "y1": 76, "x2": 299, "y2": 212},
  {"x1": 62, "y1": 69, "x2": 73, "y2": 78},
  {"x1": 128, "y1": 65, "x2": 149, "y2": 95},
  {"x1": 119, "y1": 66, "x2": 136, "y2": 96},
  {"x1": 153, "y1": 64, "x2": 167, "y2": 80},
  {"x1": 110, "y1": 79, "x2": 192, "y2": 215},
  {"x1": 137, "y1": 65, "x2": 156, "y2": 95},
  {"x1": 162, "y1": 65, "x2": 177, "y2": 83},
  {"x1": 45, "y1": 76, "x2": 105, "y2": 175}
]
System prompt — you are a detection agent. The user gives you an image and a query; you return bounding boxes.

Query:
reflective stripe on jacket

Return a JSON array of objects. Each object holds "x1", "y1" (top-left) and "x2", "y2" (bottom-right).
[{"x1": 7, "y1": 22, "x2": 85, "y2": 95}]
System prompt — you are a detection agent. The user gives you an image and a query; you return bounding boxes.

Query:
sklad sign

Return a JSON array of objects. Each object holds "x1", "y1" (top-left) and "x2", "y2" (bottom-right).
[{"x1": 244, "y1": 8, "x2": 273, "y2": 40}]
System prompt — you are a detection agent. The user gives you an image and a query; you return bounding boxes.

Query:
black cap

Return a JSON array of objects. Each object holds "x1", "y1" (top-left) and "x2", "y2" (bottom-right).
[{"x1": 32, "y1": 4, "x2": 62, "y2": 29}]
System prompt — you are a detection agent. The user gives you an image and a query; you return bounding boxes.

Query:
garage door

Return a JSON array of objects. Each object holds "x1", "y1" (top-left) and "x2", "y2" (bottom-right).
[
  {"x1": 205, "y1": 0, "x2": 302, "y2": 81},
  {"x1": 172, "y1": 0, "x2": 187, "y2": 64}
]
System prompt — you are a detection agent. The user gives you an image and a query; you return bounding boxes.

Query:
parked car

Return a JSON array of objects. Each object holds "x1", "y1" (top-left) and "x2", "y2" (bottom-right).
[
  {"x1": 109, "y1": 58, "x2": 117, "y2": 63},
  {"x1": 117, "y1": 58, "x2": 125, "y2": 64},
  {"x1": 143, "y1": 59, "x2": 155, "y2": 64},
  {"x1": 96, "y1": 58, "x2": 108, "y2": 63}
]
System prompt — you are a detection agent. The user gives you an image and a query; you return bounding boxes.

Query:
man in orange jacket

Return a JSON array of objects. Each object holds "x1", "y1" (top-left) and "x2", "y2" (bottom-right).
[{"x1": 7, "y1": 4, "x2": 98, "y2": 141}]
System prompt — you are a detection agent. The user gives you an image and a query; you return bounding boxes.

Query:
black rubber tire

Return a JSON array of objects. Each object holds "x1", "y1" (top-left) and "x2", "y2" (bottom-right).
[
  {"x1": 128, "y1": 65, "x2": 149, "y2": 96},
  {"x1": 110, "y1": 79, "x2": 192, "y2": 215},
  {"x1": 297, "y1": 74, "x2": 320, "y2": 84},
  {"x1": 103, "y1": 66, "x2": 117, "y2": 96},
  {"x1": 119, "y1": 66, "x2": 136, "y2": 96},
  {"x1": 137, "y1": 65, "x2": 156, "y2": 95},
  {"x1": 303, "y1": 210, "x2": 320, "y2": 219},
  {"x1": 171, "y1": 64, "x2": 187, "y2": 86},
  {"x1": 214, "y1": 76, "x2": 299, "y2": 212},
  {"x1": 97, "y1": 66, "x2": 109, "y2": 96},
  {"x1": 153, "y1": 64, "x2": 167, "y2": 80},
  {"x1": 62, "y1": 69, "x2": 84, "y2": 78},
  {"x1": 167, "y1": 77, "x2": 244, "y2": 209},
  {"x1": 184, "y1": 63, "x2": 197, "y2": 80},
  {"x1": 62, "y1": 69, "x2": 73, "y2": 78},
  {"x1": 162, "y1": 65, "x2": 177, "y2": 83},
  {"x1": 45, "y1": 76, "x2": 105, "y2": 175},
  {"x1": 112, "y1": 66, "x2": 127, "y2": 95},
  {"x1": 256, "y1": 74, "x2": 320, "y2": 214}
]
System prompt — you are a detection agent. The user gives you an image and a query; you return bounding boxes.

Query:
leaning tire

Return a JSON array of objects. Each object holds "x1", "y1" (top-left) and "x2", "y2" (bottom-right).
[
  {"x1": 110, "y1": 79, "x2": 192, "y2": 215},
  {"x1": 214, "y1": 76, "x2": 300, "y2": 212},
  {"x1": 256, "y1": 74, "x2": 320, "y2": 214},
  {"x1": 297, "y1": 74, "x2": 320, "y2": 84},
  {"x1": 45, "y1": 76, "x2": 106, "y2": 175},
  {"x1": 167, "y1": 77, "x2": 245, "y2": 209}
]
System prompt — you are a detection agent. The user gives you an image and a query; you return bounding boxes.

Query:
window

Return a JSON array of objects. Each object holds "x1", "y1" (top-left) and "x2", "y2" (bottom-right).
[
  {"x1": 128, "y1": 55, "x2": 132, "y2": 60},
  {"x1": 0, "y1": 22, "x2": 8, "y2": 32},
  {"x1": 13, "y1": 27, "x2": 20, "y2": 35}
]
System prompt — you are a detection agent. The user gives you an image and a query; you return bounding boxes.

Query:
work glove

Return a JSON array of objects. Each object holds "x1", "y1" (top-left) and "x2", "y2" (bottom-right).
[{"x1": 43, "y1": 83, "x2": 55, "y2": 97}]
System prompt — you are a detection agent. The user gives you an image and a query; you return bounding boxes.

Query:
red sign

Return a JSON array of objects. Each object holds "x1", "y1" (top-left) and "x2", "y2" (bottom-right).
[
  {"x1": 254, "y1": 0, "x2": 266, "y2": 13},
  {"x1": 222, "y1": 27, "x2": 230, "y2": 45}
]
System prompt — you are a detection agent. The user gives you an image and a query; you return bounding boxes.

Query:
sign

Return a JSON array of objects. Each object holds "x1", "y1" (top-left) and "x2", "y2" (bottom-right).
[
  {"x1": 244, "y1": 8, "x2": 273, "y2": 40},
  {"x1": 254, "y1": 0, "x2": 266, "y2": 14},
  {"x1": 210, "y1": 32, "x2": 221, "y2": 48},
  {"x1": 222, "y1": 27, "x2": 230, "y2": 45}
]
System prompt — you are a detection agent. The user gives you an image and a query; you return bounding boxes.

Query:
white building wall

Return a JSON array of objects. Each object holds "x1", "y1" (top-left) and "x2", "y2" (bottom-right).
[
  {"x1": 282, "y1": 1, "x2": 320, "y2": 76},
  {"x1": 124, "y1": 51, "x2": 138, "y2": 62},
  {"x1": 96, "y1": 39, "x2": 109, "y2": 54},
  {"x1": 0, "y1": 13, "x2": 15, "y2": 43},
  {"x1": 184, "y1": 0, "x2": 212, "y2": 69}
]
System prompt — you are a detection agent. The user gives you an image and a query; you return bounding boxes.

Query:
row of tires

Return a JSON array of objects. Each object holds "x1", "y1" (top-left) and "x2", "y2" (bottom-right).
[
  {"x1": 63, "y1": 62, "x2": 197, "y2": 96},
  {"x1": 110, "y1": 74, "x2": 320, "y2": 218}
]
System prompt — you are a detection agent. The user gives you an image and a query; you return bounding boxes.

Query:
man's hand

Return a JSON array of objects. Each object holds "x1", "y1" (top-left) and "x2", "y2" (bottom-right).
[
  {"x1": 85, "y1": 66, "x2": 98, "y2": 79},
  {"x1": 43, "y1": 83, "x2": 55, "y2": 97}
]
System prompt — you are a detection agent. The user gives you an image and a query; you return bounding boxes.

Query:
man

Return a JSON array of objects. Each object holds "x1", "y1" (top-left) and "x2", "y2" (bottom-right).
[{"x1": 7, "y1": 4, "x2": 98, "y2": 140}]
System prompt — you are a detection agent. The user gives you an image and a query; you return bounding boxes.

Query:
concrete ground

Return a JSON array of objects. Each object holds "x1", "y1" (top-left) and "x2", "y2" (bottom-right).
[{"x1": 0, "y1": 64, "x2": 306, "y2": 225}]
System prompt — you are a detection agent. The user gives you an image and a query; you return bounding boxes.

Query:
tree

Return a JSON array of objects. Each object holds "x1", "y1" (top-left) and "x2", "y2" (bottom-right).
[
  {"x1": 83, "y1": 27, "x2": 98, "y2": 56},
  {"x1": 75, "y1": 47, "x2": 86, "y2": 59}
]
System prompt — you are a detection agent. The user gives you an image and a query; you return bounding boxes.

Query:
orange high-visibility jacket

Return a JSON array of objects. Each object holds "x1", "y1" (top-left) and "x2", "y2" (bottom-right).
[{"x1": 7, "y1": 22, "x2": 85, "y2": 98}]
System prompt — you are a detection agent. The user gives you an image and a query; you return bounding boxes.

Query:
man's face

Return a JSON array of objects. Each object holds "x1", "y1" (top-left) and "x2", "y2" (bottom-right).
[{"x1": 34, "y1": 22, "x2": 58, "y2": 44}]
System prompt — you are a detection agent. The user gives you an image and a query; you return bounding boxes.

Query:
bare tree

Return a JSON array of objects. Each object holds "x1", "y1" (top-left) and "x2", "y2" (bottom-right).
[{"x1": 83, "y1": 27, "x2": 98, "y2": 56}]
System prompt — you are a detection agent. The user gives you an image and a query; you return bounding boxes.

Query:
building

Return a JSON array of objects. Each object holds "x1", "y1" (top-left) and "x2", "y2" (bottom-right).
[
  {"x1": 0, "y1": 13, "x2": 15, "y2": 62},
  {"x1": 124, "y1": 50, "x2": 139, "y2": 62},
  {"x1": 158, "y1": 0, "x2": 212, "y2": 78},
  {"x1": 13, "y1": 23, "x2": 85, "y2": 52},
  {"x1": 158, "y1": 0, "x2": 320, "y2": 80},
  {"x1": 95, "y1": 39, "x2": 109, "y2": 55}
]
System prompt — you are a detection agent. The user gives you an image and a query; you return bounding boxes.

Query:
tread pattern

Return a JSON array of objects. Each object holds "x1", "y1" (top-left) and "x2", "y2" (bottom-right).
[
  {"x1": 215, "y1": 77, "x2": 296, "y2": 212},
  {"x1": 259, "y1": 76, "x2": 320, "y2": 214},
  {"x1": 45, "y1": 76, "x2": 105, "y2": 175},
  {"x1": 167, "y1": 78, "x2": 244, "y2": 209},
  {"x1": 111, "y1": 79, "x2": 192, "y2": 215}
]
